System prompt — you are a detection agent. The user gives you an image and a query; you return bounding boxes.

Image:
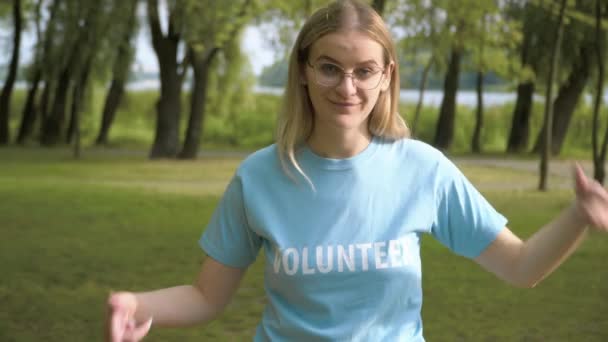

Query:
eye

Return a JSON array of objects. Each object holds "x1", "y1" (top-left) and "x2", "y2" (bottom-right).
[
  {"x1": 318, "y1": 63, "x2": 341, "y2": 76},
  {"x1": 355, "y1": 68, "x2": 376, "y2": 80}
]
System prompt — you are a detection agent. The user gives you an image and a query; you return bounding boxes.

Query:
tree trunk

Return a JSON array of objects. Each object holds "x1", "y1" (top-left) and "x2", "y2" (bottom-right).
[
  {"x1": 30, "y1": 0, "x2": 60, "y2": 142},
  {"x1": 507, "y1": 10, "x2": 535, "y2": 153},
  {"x1": 539, "y1": 0, "x2": 566, "y2": 191},
  {"x1": 433, "y1": 47, "x2": 462, "y2": 150},
  {"x1": 472, "y1": 70, "x2": 484, "y2": 153},
  {"x1": 40, "y1": 0, "x2": 95, "y2": 147},
  {"x1": 66, "y1": 56, "x2": 92, "y2": 145},
  {"x1": 179, "y1": 48, "x2": 219, "y2": 159},
  {"x1": 0, "y1": 0, "x2": 22, "y2": 145},
  {"x1": 95, "y1": 0, "x2": 137, "y2": 145},
  {"x1": 41, "y1": 66, "x2": 72, "y2": 145},
  {"x1": 533, "y1": 44, "x2": 592, "y2": 155},
  {"x1": 16, "y1": 68, "x2": 41, "y2": 144},
  {"x1": 147, "y1": 0, "x2": 184, "y2": 159},
  {"x1": 38, "y1": 81, "x2": 52, "y2": 126},
  {"x1": 371, "y1": 0, "x2": 386, "y2": 15},
  {"x1": 96, "y1": 79, "x2": 125, "y2": 145},
  {"x1": 592, "y1": 0, "x2": 607, "y2": 184},
  {"x1": 506, "y1": 82, "x2": 534, "y2": 152},
  {"x1": 411, "y1": 56, "x2": 433, "y2": 136},
  {"x1": 69, "y1": 82, "x2": 82, "y2": 158}
]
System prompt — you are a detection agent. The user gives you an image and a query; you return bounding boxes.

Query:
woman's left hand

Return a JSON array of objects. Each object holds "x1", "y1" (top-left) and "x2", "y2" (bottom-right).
[{"x1": 574, "y1": 163, "x2": 608, "y2": 232}]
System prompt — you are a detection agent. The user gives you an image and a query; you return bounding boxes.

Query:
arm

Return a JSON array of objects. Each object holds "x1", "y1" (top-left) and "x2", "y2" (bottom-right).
[
  {"x1": 133, "y1": 257, "x2": 246, "y2": 326},
  {"x1": 475, "y1": 164, "x2": 607, "y2": 288},
  {"x1": 474, "y1": 205, "x2": 587, "y2": 288},
  {"x1": 107, "y1": 257, "x2": 246, "y2": 341}
]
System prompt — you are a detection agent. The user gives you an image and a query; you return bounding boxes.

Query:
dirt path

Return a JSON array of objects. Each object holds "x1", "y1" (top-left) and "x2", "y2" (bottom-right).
[{"x1": 454, "y1": 157, "x2": 601, "y2": 191}]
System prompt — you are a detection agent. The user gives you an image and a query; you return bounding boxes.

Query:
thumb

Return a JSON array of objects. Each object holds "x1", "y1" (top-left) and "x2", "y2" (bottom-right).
[
  {"x1": 125, "y1": 317, "x2": 153, "y2": 341},
  {"x1": 574, "y1": 162, "x2": 589, "y2": 196}
]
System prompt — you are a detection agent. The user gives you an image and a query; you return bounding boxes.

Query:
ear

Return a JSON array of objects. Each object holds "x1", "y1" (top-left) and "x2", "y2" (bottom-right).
[{"x1": 380, "y1": 61, "x2": 395, "y2": 92}]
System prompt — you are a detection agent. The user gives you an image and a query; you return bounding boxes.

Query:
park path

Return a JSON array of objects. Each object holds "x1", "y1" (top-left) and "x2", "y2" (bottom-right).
[
  {"x1": 454, "y1": 157, "x2": 600, "y2": 191},
  {"x1": 196, "y1": 150, "x2": 599, "y2": 190},
  {"x1": 92, "y1": 148, "x2": 599, "y2": 191}
]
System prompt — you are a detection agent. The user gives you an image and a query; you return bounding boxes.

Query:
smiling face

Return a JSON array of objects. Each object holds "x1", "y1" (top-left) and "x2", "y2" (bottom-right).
[{"x1": 303, "y1": 30, "x2": 393, "y2": 136}]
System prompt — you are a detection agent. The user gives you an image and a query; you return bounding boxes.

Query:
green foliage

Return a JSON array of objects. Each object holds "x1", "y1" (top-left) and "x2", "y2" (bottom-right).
[
  {"x1": 8, "y1": 87, "x2": 606, "y2": 155},
  {"x1": 181, "y1": 0, "x2": 261, "y2": 52},
  {"x1": 253, "y1": 0, "x2": 333, "y2": 59}
]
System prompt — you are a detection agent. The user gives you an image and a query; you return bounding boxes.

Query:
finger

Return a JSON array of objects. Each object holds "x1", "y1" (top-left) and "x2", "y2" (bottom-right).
[
  {"x1": 110, "y1": 310, "x2": 127, "y2": 342},
  {"x1": 125, "y1": 317, "x2": 153, "y2": 342},
  {"x1": 574, "y1": 163, "x2": 589, "y2": 195}
]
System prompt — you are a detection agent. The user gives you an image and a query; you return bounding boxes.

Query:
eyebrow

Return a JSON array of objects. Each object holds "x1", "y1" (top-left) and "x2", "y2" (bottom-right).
[{"x1": 314, "y1": 55, "x2": 381, "y2": 67}]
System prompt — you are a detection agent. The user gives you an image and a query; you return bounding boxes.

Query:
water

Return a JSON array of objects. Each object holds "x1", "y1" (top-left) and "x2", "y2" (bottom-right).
[
  {"x1": 254, "y1": 85, "x2": 608, "y2": 108},
  {"x1": 254, "y1": 85, "x2": 518, "y2": 107},
  {"x1": 8, "y1": 80, "x2": 607, "y2": 108}
]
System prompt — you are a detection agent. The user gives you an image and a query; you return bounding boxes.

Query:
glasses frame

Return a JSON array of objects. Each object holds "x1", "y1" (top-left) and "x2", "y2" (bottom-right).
[{"x1": 306, "y1": 60, "x2": 386, "y2": 90}]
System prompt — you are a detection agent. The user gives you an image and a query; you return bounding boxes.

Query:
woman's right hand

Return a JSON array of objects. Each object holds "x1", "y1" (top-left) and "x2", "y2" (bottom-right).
[{"x1": 106, "y1": 292, "x2": 153, "y2": 342}]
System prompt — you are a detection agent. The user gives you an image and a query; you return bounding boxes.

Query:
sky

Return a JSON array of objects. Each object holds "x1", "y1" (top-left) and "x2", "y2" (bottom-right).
[
  {"x1": 0, "y1": 20, "x2": 276, "y2": 77},
  {"x1": 134, "y1": 24, "x2": 277, "y2": 75}
]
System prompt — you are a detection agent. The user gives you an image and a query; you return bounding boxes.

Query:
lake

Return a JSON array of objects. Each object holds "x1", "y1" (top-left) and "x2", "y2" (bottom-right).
[
  {"x1": 252, "y1": 86, "x2": 608, "y2": 108},
  {"x1": 121, "y1": 80, "x2": 608, "y2": 107}
]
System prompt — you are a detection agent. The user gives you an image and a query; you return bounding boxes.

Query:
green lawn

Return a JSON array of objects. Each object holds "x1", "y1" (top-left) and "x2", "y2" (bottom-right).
[{"x1": 1, "y1": 147, "x2": 606, "y2": 341}]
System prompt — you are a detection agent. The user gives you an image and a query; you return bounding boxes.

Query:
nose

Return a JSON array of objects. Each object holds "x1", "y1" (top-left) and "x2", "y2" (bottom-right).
[{"x1": 335, "y1": 74, "x2": 357, "y2": 97}]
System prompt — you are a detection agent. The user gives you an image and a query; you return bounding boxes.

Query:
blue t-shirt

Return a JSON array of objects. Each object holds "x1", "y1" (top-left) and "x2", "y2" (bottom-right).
[{"x1": 199, "y1": 137, "x2": 507, "y2": 341}]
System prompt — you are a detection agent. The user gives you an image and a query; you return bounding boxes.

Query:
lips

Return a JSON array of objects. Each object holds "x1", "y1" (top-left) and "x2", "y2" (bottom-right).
[{"x1": 330, "y1": 100, "x2": 360, "y2": 107}]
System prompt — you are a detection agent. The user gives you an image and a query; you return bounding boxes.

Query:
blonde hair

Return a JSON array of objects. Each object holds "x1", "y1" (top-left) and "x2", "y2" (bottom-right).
[{"x1": 276, "y1": 0, "x2": 409, "y2": 184}]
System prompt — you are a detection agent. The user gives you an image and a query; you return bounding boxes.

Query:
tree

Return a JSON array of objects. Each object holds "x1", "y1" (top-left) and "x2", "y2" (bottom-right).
[
  {"x1": 530, "y1": 0, "x2": 606, "y2": 156},
  {"x1": 430, "y1": 0, "x2": 500, "y2": 150},
  {"x1": 591, "y1": 0, "x2": 607, "y2": 184},
  {"x1": 16, "y1": 0, "x2": 48, "y2": 145},
  {"x1": 389, "y1": 0, "x2": 445, "y2": 136},
  {"x1": 0, "y1": 0, "x2": 22, "y2": 145},
  {"x1": 471, "y1": 13, "x2": 487, "y2": 153},
  {"x1": 147, "y1": 0, "x2": 187, "y2": 158},
  {"x1": 506, "y1": 1, "x2": 537, "y2": 153},
  {"x1": 95, "y1": 0, "x2": 138, "y2": 145},
  {"x1": 178, "y1": 0, "x2": 257, "y2": 159},
  {"x1": 539, "y1": 0, "x2": 567, "y2": 191},
  {"x1": 39, "y1": 1, "x2": 113, "y2": 146},
  {"x1": 371, "y1": 0, "x2": 386, "y2": 15}
]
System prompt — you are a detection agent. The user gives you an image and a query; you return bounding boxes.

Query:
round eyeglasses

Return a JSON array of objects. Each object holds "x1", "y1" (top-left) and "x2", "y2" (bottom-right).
[{"x1": 306, "y1": 61, "x2": 386, "y2": 90}]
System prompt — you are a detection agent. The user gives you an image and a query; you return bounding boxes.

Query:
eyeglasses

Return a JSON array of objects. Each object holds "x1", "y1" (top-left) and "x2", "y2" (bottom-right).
[{"x1": 306, "y1": 61, "x2": 386, "y2": 90}]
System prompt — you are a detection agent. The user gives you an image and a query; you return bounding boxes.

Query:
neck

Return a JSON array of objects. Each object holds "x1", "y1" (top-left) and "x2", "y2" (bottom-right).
[{"x1": 307, "y1": 125, "x2": 372, "y2": 159}]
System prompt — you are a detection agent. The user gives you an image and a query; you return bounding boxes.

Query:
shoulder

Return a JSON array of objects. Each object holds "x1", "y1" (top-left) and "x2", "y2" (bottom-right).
[
  {"x1": 235, "y1": 144, "x2": 281, "y2": 178},
  {"x1": 378, "y1": 137, "x2": 446, "y2": 165}
]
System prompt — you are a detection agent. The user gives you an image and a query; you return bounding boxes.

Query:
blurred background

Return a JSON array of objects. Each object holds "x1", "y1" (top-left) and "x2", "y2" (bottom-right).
[
  {"x1": 0, "y1": 0, "x2": 606, "y2": 172},
  {"x1": 1, "y1": 1, "x2": 608, "y2": 340}
]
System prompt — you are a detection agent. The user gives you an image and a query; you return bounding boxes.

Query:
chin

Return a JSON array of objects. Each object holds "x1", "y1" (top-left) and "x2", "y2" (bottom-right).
[{"x1": 324, "y1": 115, "x2": 368, "y2": 131}]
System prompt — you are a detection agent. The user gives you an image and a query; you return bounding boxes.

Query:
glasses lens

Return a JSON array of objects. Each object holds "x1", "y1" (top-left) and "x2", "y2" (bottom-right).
[
  {"x1": 315, "y1": 63, "x2": 341, "y2": 87},
  {"x1": 311, "y1": 62, "x2": 385, "y2": 89},
  {"x1": 357, "y1": 72, "x2": 383, "y2": 90}
]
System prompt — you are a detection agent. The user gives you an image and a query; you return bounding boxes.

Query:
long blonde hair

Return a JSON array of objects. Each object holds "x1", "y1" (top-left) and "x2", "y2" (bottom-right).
[{"x1": 276, "y1": 0, "x2": 409, "y2": 184}]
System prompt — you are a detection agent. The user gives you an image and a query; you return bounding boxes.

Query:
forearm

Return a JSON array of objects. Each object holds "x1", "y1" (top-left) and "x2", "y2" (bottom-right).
[
  {"x1": 133, "y1": 285, "x2": 223, "y2": 327},
  {"x1": 516, "y1": 202, "x2": 588, "y2": 287}
]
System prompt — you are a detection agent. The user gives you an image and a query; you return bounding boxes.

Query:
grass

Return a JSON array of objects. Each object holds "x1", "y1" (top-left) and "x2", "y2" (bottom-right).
[{"x1": 1, "y1": 146, "x2": 606, "y2": 341}]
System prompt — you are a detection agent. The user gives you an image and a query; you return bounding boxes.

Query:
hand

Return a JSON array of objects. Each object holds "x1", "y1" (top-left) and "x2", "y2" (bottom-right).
[
  {"x1": 106, "y1": 292, "x2": 153, "y2": 342},
  {"x1": 574, "y1": 163, "x2": 608, "y2": 232}
]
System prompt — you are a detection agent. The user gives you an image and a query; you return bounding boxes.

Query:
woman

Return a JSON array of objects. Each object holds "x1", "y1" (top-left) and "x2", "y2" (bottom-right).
[{"x1": 106, "y1": 1, "x2": 608, "y2": 341}]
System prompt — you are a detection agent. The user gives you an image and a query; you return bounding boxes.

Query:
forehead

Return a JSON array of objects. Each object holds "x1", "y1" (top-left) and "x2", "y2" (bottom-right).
[{"x1": 309, "y1": 30, "x2": 384, "y2": 65}]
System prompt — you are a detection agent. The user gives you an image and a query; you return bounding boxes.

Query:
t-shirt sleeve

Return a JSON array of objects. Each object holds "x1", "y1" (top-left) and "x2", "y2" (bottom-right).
[
  {"x1": 430, "y1": 155, "x2": 507, "y2": 259},
  {"x1": 199, "y1": 174, "x2": 262, "y2": 268}
]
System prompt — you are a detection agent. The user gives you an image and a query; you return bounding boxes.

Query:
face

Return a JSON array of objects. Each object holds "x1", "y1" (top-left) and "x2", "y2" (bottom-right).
[{"x1": 303, "y1": 30, "x2": 393, "y2": 135}]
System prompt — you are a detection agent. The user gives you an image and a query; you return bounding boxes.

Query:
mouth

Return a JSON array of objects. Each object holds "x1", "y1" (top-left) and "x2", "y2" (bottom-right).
[{"x1": 329, "y1": 100, "x2": 360, "y2": 107}]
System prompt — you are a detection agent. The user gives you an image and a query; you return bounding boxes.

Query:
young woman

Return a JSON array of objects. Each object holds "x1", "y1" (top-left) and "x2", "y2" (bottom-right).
[{"x1": 106, "y1": 1, "x2": 608, "y2": 341}]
